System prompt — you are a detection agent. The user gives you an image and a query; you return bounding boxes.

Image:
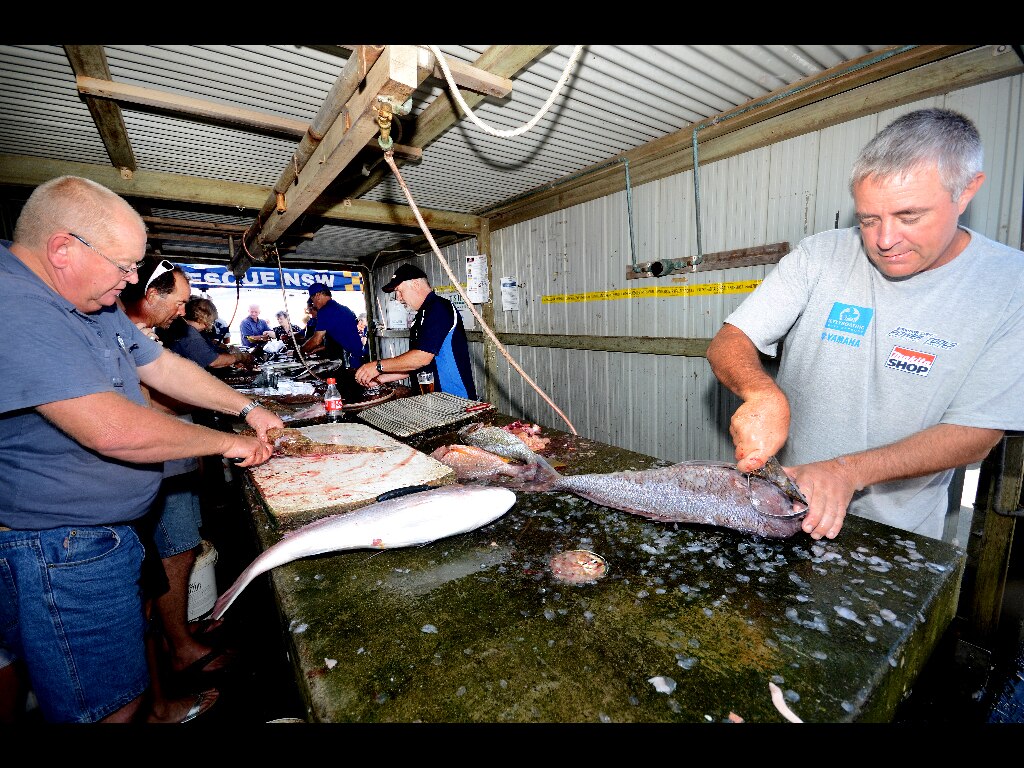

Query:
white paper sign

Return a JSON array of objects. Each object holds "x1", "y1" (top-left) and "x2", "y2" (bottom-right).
[
  {"x1": 466, "y1": 255, "x2": 489, "y2": 304},
  {"x1": 386, "y1": 296, "x2": 410, "y2": 329},
  {"x1": 500, "y1": 276, "x2": 520, "y2": 311},
  {"x1": 439, "y1": 290, "x2": 475, "y2": 330}
]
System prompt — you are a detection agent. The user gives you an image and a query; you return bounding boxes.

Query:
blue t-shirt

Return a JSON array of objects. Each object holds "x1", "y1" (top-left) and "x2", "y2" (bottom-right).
[
  {"x1": 159, "y1": 318, "x2": 220, "y2": 369},
  {"x1": 316, "y1": 299, "x2": 365, "y2": 366},
  {"x1": 410, "y1": 291, "x2": 477, "y2": 400},
  {"x1": 240, "y1": 316, "x2": 271, "y2": 347},
  {"x1": 0, "y1": 240, "x2": 164, "y2": 529}
]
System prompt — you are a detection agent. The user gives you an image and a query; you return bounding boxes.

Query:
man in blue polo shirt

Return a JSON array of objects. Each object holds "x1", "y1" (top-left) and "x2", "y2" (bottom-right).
[
  {"x1": 300, "y1": 282, "x2": 365, "y2": 367},
  {"x1": 353, "y1": 263, "x2": 477, "y2": 400},
  {"x1": 0, "y1": 176, "x2": 282, "y2": 723}
]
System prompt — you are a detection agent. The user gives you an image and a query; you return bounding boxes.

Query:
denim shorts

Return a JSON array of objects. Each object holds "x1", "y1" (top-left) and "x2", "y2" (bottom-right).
[
  {"x1": 0, "y1": 524, "x2": 149, "y2": 723},
  {"x1": 152, "y1": 471, "x2": 203, "y2": 559}
]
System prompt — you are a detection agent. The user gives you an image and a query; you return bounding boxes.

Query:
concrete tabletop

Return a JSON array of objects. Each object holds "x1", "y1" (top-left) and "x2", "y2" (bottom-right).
[{"x1": 236, "y1": 414, "x2": 965, "y2": 723}]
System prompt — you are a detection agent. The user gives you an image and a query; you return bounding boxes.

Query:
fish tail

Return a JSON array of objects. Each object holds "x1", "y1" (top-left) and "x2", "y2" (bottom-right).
[{"x1": 210, "y1": 559, "x2": 271, "y2": 619}]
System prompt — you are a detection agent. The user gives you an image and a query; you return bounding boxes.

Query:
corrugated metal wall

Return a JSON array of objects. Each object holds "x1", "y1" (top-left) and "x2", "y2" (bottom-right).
[{"x1": 375, "y1": 76, "x2": 1024, "y2": 464}]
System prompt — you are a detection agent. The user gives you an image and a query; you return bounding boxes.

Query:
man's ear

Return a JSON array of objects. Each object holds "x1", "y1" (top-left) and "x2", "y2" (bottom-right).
[
  {"x1": 49, "y1": 233, "x2": 74, "y2": 267},
  {"x1": 957, "y1": 171, "x2": 985, "y2": 213}
]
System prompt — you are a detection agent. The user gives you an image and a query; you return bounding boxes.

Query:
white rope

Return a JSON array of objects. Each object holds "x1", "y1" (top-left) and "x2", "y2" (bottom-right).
[
  {"x1": 383, "y1": 151, "x2": 577, "y2": 435},
  {"x1": 426, "y1": 45, "x2": 584, "y2": 138}
]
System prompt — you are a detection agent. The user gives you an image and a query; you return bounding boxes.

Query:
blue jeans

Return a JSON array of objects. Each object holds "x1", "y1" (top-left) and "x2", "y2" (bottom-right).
[
  {"x1": 153, "y1": 471, "x2": 203, "y2": 559},
  {"x1": 0, "y1": 525, "x2": 149, "y2": 722}
]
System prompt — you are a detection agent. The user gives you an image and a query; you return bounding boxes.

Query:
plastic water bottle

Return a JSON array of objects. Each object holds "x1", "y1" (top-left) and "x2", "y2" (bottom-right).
[{"x1": 324, "y1": 377, "x2": 343, "y2": 423}]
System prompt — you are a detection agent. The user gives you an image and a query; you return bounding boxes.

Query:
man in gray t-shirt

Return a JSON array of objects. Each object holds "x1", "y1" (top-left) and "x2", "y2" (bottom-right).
[{"x1": 707, "y1": 108, "x2": 1024, "y2": 542}]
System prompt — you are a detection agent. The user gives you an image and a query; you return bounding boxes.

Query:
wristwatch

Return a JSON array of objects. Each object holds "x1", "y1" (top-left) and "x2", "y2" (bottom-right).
[
  {"x1": 238, "y1": 400, "x2": 261, "y2": 419},
  {"x1": 376, "y1": 360, "x2": 384, "y2": 374}
]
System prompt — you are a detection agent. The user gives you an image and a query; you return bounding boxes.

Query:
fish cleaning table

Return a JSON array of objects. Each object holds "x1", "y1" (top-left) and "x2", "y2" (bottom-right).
[{"x1": 234, "y1": 413, "x2": 966, "y2": 723}]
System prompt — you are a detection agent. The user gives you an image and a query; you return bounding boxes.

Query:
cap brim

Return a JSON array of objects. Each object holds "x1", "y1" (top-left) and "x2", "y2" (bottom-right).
[{"x1": 381, "y1": 280, "x2": 400, "y2": 293}]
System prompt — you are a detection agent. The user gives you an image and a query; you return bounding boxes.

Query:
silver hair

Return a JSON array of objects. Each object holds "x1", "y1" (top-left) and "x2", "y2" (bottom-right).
[
  {"x1": 13, "y1": 175, "x2": 146, "y2": 250},
  {"x1": 850, "y1": 108, "x2": 983, "y2": 201}
]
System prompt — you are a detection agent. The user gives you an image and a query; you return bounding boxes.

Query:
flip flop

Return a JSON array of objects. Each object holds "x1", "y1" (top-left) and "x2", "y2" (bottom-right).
[
  {"x1": 180, "y1": 689, "x2": 219, "y2": 723},
  {"x1": 169, "y1": 646, "x2": 237, "y2": 694}
]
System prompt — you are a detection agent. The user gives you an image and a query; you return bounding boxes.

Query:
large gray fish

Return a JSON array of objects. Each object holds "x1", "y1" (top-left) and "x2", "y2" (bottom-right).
[
  {"x1": 444, "y1": 426, "x2": 805, "y2": 538},
  {"x1": 543, "y1": 461, "x2": 807, "y2": 539},
  {"x1": 210, "y1": 485, "x2": 517, "y2": 619}
]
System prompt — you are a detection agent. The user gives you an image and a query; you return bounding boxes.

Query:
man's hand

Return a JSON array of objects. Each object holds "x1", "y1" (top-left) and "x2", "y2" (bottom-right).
[
  {"x1": 354, "y1": 361, "x2": 380, "y2": 387},
  {"x1": 244, "y1": 405, "x2": 285, "y2": 442},
  {"x1": 223, "y1": 434, "x2": 275, "y2": 467},
  {"x1": 729, "y1": 389, "x2": 790, "y2": 473},
  {"x1": 788, "y1": 459, "x2": 857, "y2": 540}
]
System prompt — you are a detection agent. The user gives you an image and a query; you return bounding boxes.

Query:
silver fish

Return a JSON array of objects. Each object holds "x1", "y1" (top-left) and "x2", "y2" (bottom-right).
[
  {"x1": 446, "y1": 429, "x2": 805, "y2": 538},
  {"x1": 430, "y1": 444, "x2": 539, "y2": 482},
  {"x1": 545, "y1": 460, "x2": 806, "y2": 539},
  {"x1": 210, "y1": 485, "x2": 517, "y2": 619},
  {"x1": 458, "y1": 422, "x2": 560, "y2": 478}
]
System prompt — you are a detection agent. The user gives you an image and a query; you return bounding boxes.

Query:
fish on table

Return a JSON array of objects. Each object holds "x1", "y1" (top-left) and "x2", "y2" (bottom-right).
[
  {"x1": 458, "y1": 422, "x2": 561, "y2": 479},
  {"x1": 439, "y1": 423, "x2": 807, "y2": 539},
  {"x1": 210, "y1": 484, "x2": 518, "y2": 619},
  {"x1": 429, "y1": 444, "x2": 539, "y2": 482}
]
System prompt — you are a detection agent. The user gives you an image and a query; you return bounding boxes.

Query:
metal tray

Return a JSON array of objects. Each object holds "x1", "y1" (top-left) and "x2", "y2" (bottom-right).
[{"x1": 357, "y1": 392, "x2": 493, "y2": 438}]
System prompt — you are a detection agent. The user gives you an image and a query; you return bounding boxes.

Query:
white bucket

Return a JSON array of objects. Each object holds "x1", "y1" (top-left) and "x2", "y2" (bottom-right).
[{"x1": 187, "y1": 540, "x2": 219, "y2": 622}]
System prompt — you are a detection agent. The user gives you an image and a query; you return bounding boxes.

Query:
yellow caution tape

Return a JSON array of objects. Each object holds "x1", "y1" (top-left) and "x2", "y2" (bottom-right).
[{"x1": 541, "y1": 279, "x2": 762, "y2": 304}]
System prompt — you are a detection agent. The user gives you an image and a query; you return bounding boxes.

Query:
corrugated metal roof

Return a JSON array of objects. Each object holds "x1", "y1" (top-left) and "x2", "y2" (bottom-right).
[{"x1": 0, "y1": 43, "x2": 921, "y2": 263}]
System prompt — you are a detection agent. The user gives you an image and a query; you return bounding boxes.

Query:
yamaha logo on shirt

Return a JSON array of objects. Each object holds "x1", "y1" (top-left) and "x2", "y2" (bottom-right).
[
  {"x1": 886, "y1": 345, "x2": 935, "y2": 376},
  {"x1": 821, "y1": 302, "x2": 873, "y2": 348}
]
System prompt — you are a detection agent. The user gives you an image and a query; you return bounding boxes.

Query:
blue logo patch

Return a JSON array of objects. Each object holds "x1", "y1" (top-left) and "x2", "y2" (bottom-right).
[{"x1": 825, "y1": 302, "x2": 873, "y2": 336}]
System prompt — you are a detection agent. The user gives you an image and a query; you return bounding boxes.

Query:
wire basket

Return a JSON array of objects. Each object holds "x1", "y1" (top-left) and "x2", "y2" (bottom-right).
[{"x1": 357, "y1": 392, "x2": 493, "y2": 438}]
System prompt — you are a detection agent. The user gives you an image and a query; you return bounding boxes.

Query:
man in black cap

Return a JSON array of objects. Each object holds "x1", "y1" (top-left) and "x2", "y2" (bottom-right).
[
  {"x1": 300, "y1": 282, "x2": 364, "y2": 366},
  {"x1": 354, "y1": 263, "x2": 477, "y2": 400}
]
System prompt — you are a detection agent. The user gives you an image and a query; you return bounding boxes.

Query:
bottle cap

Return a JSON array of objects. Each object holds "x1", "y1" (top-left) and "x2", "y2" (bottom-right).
[{"x1": 327, "y1": 378, "x2": 336, "y2": 384}]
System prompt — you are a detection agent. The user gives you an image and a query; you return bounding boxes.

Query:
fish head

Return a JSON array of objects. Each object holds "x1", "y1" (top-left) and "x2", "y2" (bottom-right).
[{"x1": 748, "y1": 456, "x2": 809, "y2": 508}]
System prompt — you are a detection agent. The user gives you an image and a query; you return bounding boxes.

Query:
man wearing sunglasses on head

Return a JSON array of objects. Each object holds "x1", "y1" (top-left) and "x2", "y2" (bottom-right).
[{"x1": 0, "y1": 176, "x2": 284, "y2": 723}]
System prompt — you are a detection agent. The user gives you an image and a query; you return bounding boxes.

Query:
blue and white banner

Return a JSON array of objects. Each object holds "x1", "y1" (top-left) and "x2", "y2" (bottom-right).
[{"x1": 178, "y1": 264, "x2": 363, "y2": 292}]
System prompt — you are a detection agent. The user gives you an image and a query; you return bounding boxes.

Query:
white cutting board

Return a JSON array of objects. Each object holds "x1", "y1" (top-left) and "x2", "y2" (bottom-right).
[{"x1": 245, "y1": 423, "x2": 456, "y2": 530}]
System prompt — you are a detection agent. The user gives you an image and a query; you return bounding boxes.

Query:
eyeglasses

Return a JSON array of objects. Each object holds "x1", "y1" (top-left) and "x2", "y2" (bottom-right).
[
  {"x1": 68, "y1": 232, "x2": 145, "y2": 276},
  {"x1": 145, "y1": 259, "x2": 176, "y2": 291}
]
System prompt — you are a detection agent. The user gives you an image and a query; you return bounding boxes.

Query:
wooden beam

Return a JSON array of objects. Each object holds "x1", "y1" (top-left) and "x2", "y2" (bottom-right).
[
  {"x1": 459, "y1": 330, "x2": 712, "y2": 358},
  {"x1": 63, "y1": 45, "x2": 136, "y2": 174},
  {"x1": 141, "y1": 215, "x2": 248, "y2": 234},
  {"x1": 626, "y1": 242, "x2": 791, "y2": 279},
  {"x1": 76, "y1": 75, "x2": 308, "y2": 137},
  {"x1": 0, "y1": 153, "x2": 474, "y2": 232},
  {"x1": 257, "y1": 45, "x2": 423, "y2": 244},
  {"x1": 75, "y1": 74, "x2": 423, "y2": 162}
]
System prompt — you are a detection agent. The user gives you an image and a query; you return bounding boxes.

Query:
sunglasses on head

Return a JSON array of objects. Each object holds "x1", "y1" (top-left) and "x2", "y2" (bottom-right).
[{"x1": 145, "y1": 259, "x2": 176, "y2": 291}]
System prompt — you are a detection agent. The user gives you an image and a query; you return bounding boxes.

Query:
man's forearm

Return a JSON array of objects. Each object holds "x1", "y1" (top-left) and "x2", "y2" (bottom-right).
[
  {"x1": 706, "y1": 323, "x2": 778, "y2": 399},
  {"x1": 139, "y1": 351, "x2": 254, "y2": 416},
  {"x1": 38, "y1": 392, "x2": 234, "y2": 463},
  {"x1": 827, "y1": 424, "x2": 1003, "y2": 492}
]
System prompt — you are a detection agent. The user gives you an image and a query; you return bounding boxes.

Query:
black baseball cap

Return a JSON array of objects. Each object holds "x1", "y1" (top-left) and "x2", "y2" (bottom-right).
[{"x1": 381, "y1": 263, "x2": 427, "y2": 293}]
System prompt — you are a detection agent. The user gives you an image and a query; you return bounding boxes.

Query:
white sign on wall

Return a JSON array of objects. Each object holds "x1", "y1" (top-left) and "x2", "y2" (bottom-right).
[
  {"x1": 437, "y1": 289, "x2": 475, "y2": 330},
  {"x1": 500, "y1": 276, "x2": 520, "y2": 311},
  {"x1": 466, "y1": 255, "x2": 489, "y2": 304}
]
